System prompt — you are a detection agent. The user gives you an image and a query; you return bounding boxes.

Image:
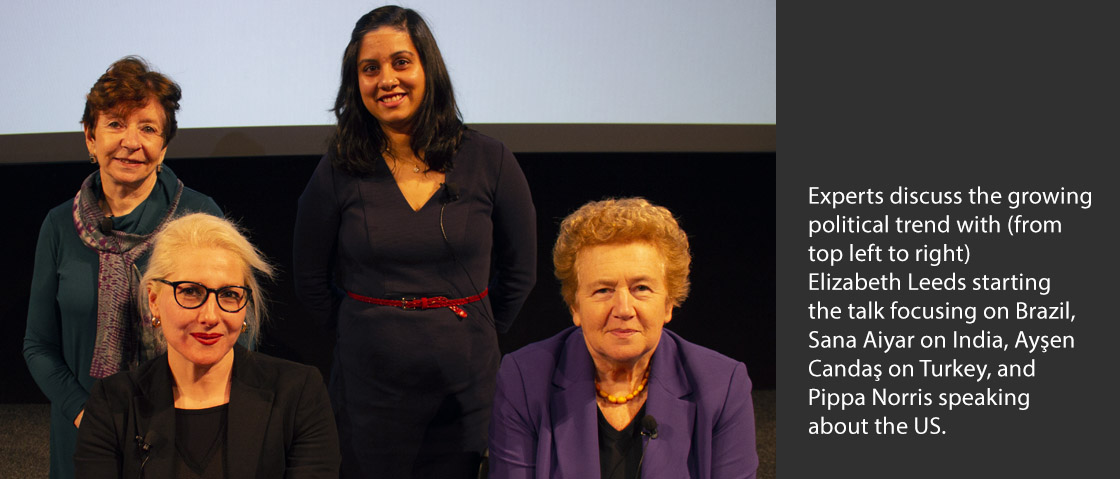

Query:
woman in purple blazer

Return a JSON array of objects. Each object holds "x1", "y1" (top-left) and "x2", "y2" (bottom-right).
[{"x1": 489, "y1": 198, "x2": 758, "y2": 478}]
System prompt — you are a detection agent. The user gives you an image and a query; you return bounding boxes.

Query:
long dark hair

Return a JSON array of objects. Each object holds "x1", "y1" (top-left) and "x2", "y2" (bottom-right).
[{"x1": 330, "y1": 5, "x2": 464, "y2": 176}]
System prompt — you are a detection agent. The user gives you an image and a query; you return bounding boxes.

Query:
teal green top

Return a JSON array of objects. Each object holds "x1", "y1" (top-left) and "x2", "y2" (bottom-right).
[{"x1": 23, "y1": 166, "x2": 222, "y2": 479}]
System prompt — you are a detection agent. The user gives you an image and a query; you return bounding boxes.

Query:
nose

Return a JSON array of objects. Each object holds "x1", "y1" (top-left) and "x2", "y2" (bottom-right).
[
  {"x1": 379, "y1": 72, "x2": 400, "y2": 90},
  {"x1": 611, "y1": 289, "x2": 636, "y2": 319},
  {"x1": 197, "y1": 292, "x2": 222, "y2": 327},
  {"x1": 121, "y1": 126, "x2": 142, "y2": 151}
]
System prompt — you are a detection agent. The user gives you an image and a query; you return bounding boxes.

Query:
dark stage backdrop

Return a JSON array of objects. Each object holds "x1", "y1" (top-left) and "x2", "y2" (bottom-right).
[{"x1": 0, "y1": 151, "x2": 775, "y2": 403}]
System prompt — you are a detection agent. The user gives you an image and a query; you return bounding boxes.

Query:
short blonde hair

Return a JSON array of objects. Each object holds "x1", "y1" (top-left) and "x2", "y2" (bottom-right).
[
  {"x1": 553, "y1": 197, "x2": 691, "y2": 309},
  {"x1": 141, "y1": 213, "x2": 274, "y2": 346}
]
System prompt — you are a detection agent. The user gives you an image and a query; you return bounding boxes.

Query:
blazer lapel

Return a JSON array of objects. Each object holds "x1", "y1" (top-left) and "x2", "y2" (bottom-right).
[
  {"x1": 642, "y1": 332, "x2": 695, "y2": 478},
  {"x1": 549, "y1": 330, "x2": 600, "y2": 479},
  {"x1": 227, "y1": 346, "x2": 275, "y2": 479},
  {"x1": 133, "y1": 358, "x2": 177, "y2": 478}
]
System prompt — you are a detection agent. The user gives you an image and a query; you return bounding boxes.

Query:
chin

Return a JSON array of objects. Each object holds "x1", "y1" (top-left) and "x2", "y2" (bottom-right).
[
  {"x1": 604, "y1": 350, "x2": 645, "y2": 364},
  {"x1": 187, "y1": 354, "x2": 223, "y2": 367},
  {"x1": 182, "y1": 347, "x2": 234, "y2": 367}
]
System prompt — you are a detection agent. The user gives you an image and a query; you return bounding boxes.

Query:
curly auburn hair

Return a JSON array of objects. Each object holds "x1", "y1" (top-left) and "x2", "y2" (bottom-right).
[
  {"x1": 81, "y1": 56, "x2": 182, "y2": 145},
  {"x1": 553, "y1": 197, "x2": 691, "y2": 309}
]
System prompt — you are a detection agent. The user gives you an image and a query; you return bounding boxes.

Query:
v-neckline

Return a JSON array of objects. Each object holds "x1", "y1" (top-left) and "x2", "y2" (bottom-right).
[
  {"x1": 381, "y1": 155, "x2": 444, "y2": 212},
  {"x1": 395, "y1": 181, "x2": 438, "y2": 212}
]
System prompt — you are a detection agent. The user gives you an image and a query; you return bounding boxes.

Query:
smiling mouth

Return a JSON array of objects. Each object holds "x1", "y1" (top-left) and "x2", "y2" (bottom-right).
[
  {"x1": 379, "y1": 93, "x2": 405, "y2": 103},
  {"x1": 114, "y1": 158, "x2": 147, "y2": 166}
]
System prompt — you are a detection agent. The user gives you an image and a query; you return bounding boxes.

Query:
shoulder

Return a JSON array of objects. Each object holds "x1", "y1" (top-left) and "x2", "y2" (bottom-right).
[
  {"x1": 179, "y1": 185, "x2": 214, "y2": 204},
  {"x1": 32, "y1": 199, "x2": 80, "y2": 255},
  {"x1": 234, "y1": 347, "x2": 325, "y2": 389},
  {"x1": 460, "y1": 129, "x2": 507, "y2": 151},
  {"x1": 241, "y1": 350, "x2": 321, "y2": 375},
  {"x1": 498, "y1": 327, "x2": 583, "y2": 391},
  {"x1": 234, "y1": 350, "x2": 330, "y2": 414},
  {"x1": 92, "y1": 371, "x2": 140, "y2": 399},
  {"x1": 453, "y1": 131, "x2": 528, "y2": 198},
  {"x1": 37, "y1": 199, "x2": 76, "y2": 243},
  {"x1": 48, "y1": 196, "x2": 76, "y2": 215},
  {"x1": 43, "y1": 197, "x2": 76, "y2": 225},
  {"x1": 88, "y1": 358, "x2": 163, "y2": 409},
  {"x1": 314, "y1": 153, "x2": 339, "y2": 175},
  {"x1": 178, "y1": 186, "x2": 222, "y2": 215},
  {"x1": 307, "y1": 153, "x2": 361, "y2": 188},
  {"x1": 161, "y1": 167, "x2": 221, "y2": 215},
  {"x1": 456, "y1": 130, "x2": 512, "y2": 164},
  {"x1": 495, "y1": 328, "x2": 582, "y2": 423},
  {"x1": 660, "y1": 329, "x2": 750, "y2": 391},
  {"x1": 503, "y1": 326, "x2": 578, "y2": 370}
]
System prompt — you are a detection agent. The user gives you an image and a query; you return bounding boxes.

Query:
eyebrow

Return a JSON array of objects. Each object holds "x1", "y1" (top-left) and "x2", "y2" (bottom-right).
[
  {"x1": 585, "y1": 275, "x2": 658, "y2": 288},
  {"x1": 626, "y1": 275, "x2": 658, "y2": 284},
  {"x1": 359, "y1": 50, "x2": 416, "y2": 62},
  {"x1": 586, "y1": 279, "x2": 616, "y2": 288},
  {"x1": 176, "y1": 280, "x2": 247, "y2": 289},
  {"x1": 101, "y1": 111, "x2": 162, "y2": 124}
]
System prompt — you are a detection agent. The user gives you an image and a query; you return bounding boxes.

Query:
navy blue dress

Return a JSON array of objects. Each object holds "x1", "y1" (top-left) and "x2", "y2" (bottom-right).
[{"x1": 293, "y1": 131, "x2": 536, "y2": 477}]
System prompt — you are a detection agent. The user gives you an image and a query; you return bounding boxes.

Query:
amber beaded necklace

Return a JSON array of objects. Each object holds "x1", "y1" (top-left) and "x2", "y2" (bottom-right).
[{"x1": 595, "y1": 369, "x2": 650, "y2": 405}]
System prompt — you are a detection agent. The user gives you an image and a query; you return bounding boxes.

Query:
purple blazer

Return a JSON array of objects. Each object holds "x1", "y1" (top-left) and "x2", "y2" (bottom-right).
[{"x1": 489, "y1": 326, "x2": 758, "y2": 479}]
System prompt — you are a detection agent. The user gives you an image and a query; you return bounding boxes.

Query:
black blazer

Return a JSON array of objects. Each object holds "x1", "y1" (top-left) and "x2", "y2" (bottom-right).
[{"x1": 74, "y1": 345, "x2": 340, "y2": 478}]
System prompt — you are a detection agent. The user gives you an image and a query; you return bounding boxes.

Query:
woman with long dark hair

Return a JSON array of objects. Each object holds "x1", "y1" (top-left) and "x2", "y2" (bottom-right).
[{"x1": 293, "y1": 5, "x2": 536, "y2": 478}]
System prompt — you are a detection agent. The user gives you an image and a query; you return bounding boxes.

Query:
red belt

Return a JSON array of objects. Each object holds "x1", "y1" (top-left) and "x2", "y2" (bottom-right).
[{"x1": 346, "y1": 288, "x2": 488, "y2": 318}]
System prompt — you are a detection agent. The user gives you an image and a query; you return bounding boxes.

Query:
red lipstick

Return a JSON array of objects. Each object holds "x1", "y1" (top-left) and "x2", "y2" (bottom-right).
[{"x1": 191, "y1": 333, "x2": 222, "y2": 345}]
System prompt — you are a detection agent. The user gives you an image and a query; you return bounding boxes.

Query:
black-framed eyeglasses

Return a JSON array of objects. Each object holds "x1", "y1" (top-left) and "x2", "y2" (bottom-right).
[{"x1": 155, "y1": 279, "x2": 252, "y2": 313}]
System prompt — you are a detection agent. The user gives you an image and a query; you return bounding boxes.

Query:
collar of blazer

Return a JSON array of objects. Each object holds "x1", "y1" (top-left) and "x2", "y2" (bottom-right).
[
  {"x1": 129, "y1": 345, "x2": 276, "y2": 478},
  {"x1": 548, "y1": 329, "x2": 695, "y2": 478}
]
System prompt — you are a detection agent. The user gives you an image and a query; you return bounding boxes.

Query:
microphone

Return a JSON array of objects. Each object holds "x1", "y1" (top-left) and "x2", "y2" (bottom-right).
[
  {"x1": 135, "y1": 434, "x2": 152, "y2": 473},
  {"x1": 134, "y1": 435, "x2": 150, "y2": 454},
  {"x1": 640, "y1": 415, "x2": 659, "y2": 439},
  {"x1": 635, "y1": 414, "x2": 658, "y2": 478},
  {"x1": 99, "y1": 216, "x2": 114, "y2": 235},
  {"x1": 441, "y1": 182, "x2": 460, "y2": 204}
]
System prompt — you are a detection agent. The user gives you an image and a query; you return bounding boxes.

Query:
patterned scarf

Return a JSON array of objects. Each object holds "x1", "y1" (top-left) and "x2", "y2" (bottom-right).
[{"x1": 72, "y1": 172, "x2": 183, "y2": 378}]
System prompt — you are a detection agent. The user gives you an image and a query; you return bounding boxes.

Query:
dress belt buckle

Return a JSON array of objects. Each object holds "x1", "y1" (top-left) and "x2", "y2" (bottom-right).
[{"x1": 399, "y1": 296, "x2": 422, "y2": 310}]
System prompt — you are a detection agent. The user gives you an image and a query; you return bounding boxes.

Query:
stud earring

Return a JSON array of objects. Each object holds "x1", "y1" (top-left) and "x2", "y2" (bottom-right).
[
  {"x1": 89, "y1": 154, "x2": 97, "y2": 164},
  {"x1": 151, "y1": 317, "x2": 161, "y2": 328},
  {"x1": 241, "y1": 322, "x2": 248, "y2": 333}
]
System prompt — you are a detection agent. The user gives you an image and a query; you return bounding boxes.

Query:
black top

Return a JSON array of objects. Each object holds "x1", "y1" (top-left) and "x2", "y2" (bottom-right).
[
  {"x1": 598, "y1": 404, "x2": 648, "y2": 479},
  {"x1": 175, "y1": 404, "x2": 228, "y2": 478},
  {"x1": 73, "y1": 346, "x2": 340, "y2": 479}
]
